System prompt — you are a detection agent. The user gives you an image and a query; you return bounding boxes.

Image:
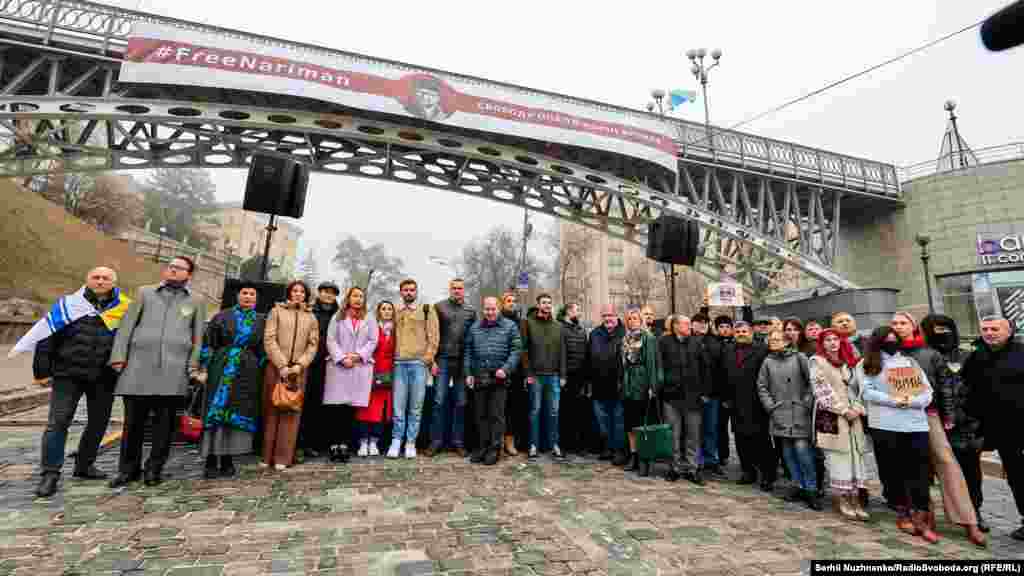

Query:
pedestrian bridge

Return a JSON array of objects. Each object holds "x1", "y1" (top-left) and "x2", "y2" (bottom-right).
[{"x1": 0, "y1": 0, "x2": 904, "y2": 298}]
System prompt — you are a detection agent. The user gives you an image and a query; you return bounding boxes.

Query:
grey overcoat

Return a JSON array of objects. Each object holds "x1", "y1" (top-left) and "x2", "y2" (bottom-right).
[{"x1": 110, "y1": 283, "x2": 206, "y2": 396}]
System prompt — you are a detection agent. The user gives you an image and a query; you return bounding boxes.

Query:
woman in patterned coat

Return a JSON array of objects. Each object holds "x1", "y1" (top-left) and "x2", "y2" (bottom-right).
[{"x1": 198, "y1": 281, "x2": 265, "y2": 479}]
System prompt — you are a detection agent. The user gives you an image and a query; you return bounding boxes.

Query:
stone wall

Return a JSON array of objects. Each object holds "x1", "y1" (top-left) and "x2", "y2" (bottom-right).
[{"x1": 836, "y1": 158, "x2": 1024, "y2": 317}]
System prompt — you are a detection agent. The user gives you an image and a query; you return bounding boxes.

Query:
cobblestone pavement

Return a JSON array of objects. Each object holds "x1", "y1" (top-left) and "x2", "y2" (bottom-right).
[{"x1": 0, "y1": 434, "x2": 1021, "y2": 576}]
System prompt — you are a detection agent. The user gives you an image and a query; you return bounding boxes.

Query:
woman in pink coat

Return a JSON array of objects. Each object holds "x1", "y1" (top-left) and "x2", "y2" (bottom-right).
[{"x1": 323, "y1": 286, "x2": 378, "y2": 462}]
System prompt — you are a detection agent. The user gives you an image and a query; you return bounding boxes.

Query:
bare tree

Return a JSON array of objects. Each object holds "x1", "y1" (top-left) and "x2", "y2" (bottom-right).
[
  {"x1": 671, "y1": 267, "x2": 708, "y2": 316},
  {"x1": 457, "y1": 226, "x2": 546, "y2": 307},
  {"x1": 624, "y1": 259, "x2": 659, "y2": 309},
  {"x1": 38, "y1": 172, "x2": 143, "y2": 234},
  {"x1": 546, "y1": 222, "x2": 599, "y2": 306},
  {"x1": 332, "y1": 235, "x2": 406, "y2": 303}
]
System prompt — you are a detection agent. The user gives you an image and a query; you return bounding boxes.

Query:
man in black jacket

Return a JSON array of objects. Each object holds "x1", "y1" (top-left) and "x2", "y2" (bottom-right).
[
  {"x1": 29, "y1": 267, "x2": 123, "y2": 497},
  {"x1": 559, "y1": 303, "x2": 589, "y2": 455},
  {"x1": 721, "y1": 321, "x2": 774, "y2": 490},
  {"x1": 427, "y1": 278, "x2": 477, "y2": 457},
  {"x1": 658, "y1": 315, "x2": 710, "y2": 484},
  {"x1": 297, "y1": 281, "x2": 339, "y2": 460},
  {"x1": 965, "y1": 316, "x2": 1024, "y2": 541},
  {"x1": 586, "y1": 305, "x2": 628, "y2": 465}
]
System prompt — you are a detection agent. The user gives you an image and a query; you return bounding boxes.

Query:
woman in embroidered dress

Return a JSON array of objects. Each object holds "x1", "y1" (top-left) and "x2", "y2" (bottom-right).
[
  {"x1": 810, "y1": 329, "x2": 869, "y2": 520},
  {"x1": 324, "y1": 286, "x2": 379, "y2": 462},
  {"x1": 355, "y1": 300, "x2": 396, "y2": 457},
  {"x1": 198, "y1": 282, "x2": 265, "y2": 478}
]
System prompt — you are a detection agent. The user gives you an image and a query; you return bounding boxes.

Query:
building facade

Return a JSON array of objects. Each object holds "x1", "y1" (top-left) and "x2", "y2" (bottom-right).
[{"x1": 197, "y1": 202, "x2": 304, "y2": 279}]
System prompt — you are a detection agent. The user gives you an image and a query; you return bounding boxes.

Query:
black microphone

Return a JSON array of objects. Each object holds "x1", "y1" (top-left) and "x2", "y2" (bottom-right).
[{"x1": 981, "y1": 0, "x2": 1024, "y2": 51}]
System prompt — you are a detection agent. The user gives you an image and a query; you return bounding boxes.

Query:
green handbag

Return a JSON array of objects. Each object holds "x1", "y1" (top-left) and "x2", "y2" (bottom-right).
[{"x1": 634, "y1": 397, "x2": 674, "y2": 461}]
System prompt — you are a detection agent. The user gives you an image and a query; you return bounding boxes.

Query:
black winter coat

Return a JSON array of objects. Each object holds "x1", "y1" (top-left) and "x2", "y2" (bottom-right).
[
  {"x1": 903, "y1": 343, "x2": 952, "y2": 422},
  {"x1": 435, "y1": 299, "x2": 476, "y2": 360},
  {"x1": 32, "y1": 290, "x2": 118, "y2": 383},
  {"x1": 656, "y1": 334, "x2": 710, "y2": 411},
  {"x1": 304, "y1": 300, "x2": 339, "y2": 410},
  {"x1": 560, "y1": 319, "x2": 587, "y2": 378},
  {"x1": 965, "y1": 339, "x2": 1024, "y2": 449},
  {"x1": 937, "y1": 347, "x2": 983, "y2": 451},
  {"x1": 585, "y1": 324, "x2": 623, "y2": 400},
  {"x1": 721, "y1": 341, "x2": 770, "y2": 435}
]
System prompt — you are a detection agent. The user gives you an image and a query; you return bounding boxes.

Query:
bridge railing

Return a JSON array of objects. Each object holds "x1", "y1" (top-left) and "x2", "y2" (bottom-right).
[
  {"x1": 0, "y1": 0, "x2": 900, "y2": 199},
  {"x1": 898, "y1": 142, "x2": 1024, "y2": 182}
]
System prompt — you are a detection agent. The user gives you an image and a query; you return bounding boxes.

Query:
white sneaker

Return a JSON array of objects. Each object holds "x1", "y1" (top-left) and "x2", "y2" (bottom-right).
[
  {"x1": 528, "y1": 445, "x2": 538, "y2": 459},
  {"x1": 357, "y1": 440, "x2": 369, "y2": 457},
  {"x1": 368, "y1": 439, "x2": 380, "y2": 457},
  {"x1": 404, "y1": 444, "x2": 417, "y2": 459},
  {"x1": 386, "y1": 439, "x2": 401, "y2": 459},
  {"x1": 274, "y1": 464, "x2": 286, "y2": 471}
]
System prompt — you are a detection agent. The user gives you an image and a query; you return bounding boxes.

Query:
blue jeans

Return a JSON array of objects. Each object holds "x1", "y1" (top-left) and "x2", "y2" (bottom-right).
[
  {"x1": 430, "y1": 357, "x2": 466, "y2": 449},
  {"x1": 592, "y1": 398, "x2": 624, "y2": 451},
  {"x1": 702, "y1": 398, "x2": 721, "y2": 466},
  {"x1": 391, "y1": 361, "x2": 427, "y2": 443},
  {"x1": 528, "y1": 375, "x2": 561, "y2": 450},
  {"x1": 779, "y1": 437, "x2": 817, "y2": 492}
]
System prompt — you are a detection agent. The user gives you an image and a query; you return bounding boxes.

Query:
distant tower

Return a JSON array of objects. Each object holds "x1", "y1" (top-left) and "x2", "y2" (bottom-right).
[{"x1": 936, "y1": 100, "x2": 978, "y2": 173}]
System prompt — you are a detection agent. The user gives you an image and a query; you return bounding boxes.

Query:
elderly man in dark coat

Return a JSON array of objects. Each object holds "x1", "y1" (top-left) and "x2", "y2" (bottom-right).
[
  {"x1": 721, "y1": 321, "x2": 773, "y2": 491},
  {"x1": 108, "y1": 256, "x2": 206, "y2": 488}
]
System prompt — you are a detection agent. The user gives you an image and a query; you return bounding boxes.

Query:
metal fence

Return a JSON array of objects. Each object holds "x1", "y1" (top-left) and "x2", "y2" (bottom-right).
[{"x1": 898, "y1": 142, "x2": 1024, "y2": 182}]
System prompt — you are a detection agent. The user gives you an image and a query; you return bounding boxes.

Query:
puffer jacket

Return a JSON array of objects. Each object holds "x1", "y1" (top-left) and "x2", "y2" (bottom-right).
[
  {"x1": 757, "y1": 349, "x2": 813, "y2": 439},
  {"x1": 434, "y1": 298, "x2": 476, "y2": 360},
  {"x1": 463, "y1": 317, "x2": 521, "y2": 384},
  {"x1": 585, "y1": 323, "x2": 623, "y2": 400},
  {"x1": 656, "y1": 334, "x2": 709, "y2": 411},
  {"x1": 560, "y1": 318, "x2": 587, "y2": 377},
  {"x1": 32, "y1": 288, "x2": 118, "y2": 382},
  {"x1": 902, "y1": 339, "x2": 951, "y2": 422},
  {"x1": 939, "y1": 347, "x2": 982, "y2": 451}
]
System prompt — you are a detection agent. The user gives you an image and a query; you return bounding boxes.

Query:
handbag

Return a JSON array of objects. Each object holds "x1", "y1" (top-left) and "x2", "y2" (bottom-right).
[
  {"x1": 177, "y1": 385, "x2": 203, "y2": 443},
  {"x1": 271, "y1": 307, "x2": 305, "y2": 412},
  {"x1": 634, "y1": 397, "x2": 674, "y2": 461}
]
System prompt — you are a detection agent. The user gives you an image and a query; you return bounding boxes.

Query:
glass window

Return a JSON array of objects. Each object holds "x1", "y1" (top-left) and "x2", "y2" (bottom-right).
[{"x1": 938, "y1": 268, "x2": 1024, "y2": 340}]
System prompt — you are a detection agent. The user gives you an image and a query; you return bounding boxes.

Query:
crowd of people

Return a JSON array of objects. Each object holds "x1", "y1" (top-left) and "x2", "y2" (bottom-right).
[{"x1": 16, "y1": 258, "x2": 1024, "y2": 549}]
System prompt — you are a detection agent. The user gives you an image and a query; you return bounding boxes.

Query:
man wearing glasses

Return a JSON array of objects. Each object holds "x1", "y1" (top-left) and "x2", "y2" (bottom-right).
[{"x1": 108, "y1": 256, "x2": 206, "y2": 488}]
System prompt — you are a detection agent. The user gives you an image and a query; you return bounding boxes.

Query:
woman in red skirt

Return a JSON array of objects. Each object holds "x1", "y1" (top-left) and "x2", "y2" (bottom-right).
[{"x1": 356, "y1": 300, "x2": 396, "y2": 457}]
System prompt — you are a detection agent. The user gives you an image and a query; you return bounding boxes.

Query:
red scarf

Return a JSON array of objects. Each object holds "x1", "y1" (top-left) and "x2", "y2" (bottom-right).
[
  {"x1": 900, "y1": 332, "x2": 926, "y2": 350},
  {"x1": 816, "y1": 328, "x2": 858, "y2": 368}
]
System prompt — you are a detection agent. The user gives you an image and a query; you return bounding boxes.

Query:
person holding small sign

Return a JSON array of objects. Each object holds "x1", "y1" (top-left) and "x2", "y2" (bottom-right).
[{"x1": 861, "y1": 326, "x2": 938, "y2": 544}]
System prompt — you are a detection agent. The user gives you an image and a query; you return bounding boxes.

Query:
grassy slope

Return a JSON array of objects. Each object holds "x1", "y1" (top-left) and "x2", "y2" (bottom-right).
[{"x1": 0, "y1": 179, "x2": 162, "y2": 308}]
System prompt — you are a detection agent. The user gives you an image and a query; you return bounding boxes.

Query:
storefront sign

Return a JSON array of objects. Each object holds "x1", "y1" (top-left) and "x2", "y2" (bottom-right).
[{"x1": 976, "y1": 233, "x2": 1024, "y2": 266}]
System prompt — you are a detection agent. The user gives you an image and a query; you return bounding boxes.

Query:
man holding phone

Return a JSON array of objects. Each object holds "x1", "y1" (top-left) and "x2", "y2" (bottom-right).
[{"x1": 463, "y1": 297, "x2": 522, "y2": 465}]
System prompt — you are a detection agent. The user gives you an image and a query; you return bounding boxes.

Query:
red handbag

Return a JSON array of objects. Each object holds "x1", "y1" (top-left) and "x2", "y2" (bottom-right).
[{"x1": 177, "y1": 385, "x2": 203, "y2": 443}]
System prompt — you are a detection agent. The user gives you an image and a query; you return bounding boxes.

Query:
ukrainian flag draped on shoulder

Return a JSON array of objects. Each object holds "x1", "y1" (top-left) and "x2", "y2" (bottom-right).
[{"x1": 7, "y1": 286, "x2": 132, "y2": 358}]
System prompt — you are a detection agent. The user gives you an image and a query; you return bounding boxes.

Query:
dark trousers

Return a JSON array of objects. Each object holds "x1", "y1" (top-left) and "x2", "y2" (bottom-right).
[
  {"x1": 41, "y1": 376, "x2": 116, "y2": 475},
  {"x1": 997, "y1": 442, "x2": 1024, "y2": 518},
  {"x1": 718, "y1": 405, "x2": 732, "y2": 463},
  {"x1": 735, "y1": 432, "x2": 777, "y2": 483},
  {"x1": 322, "y1": 405, "x2": 353, "y2": 448},
  {"x1": 559, "y1": 375, "x2": 590, "y2": 453},
  {"x1": 474, "y1": 384, "x2": 507, "y2": 454},
  {"x1": 869, "y1": 427, "x2": 895, "y2": 503},
  {"x1": 118, "y1": 395, "x2": 180, "y2": 476},
  {"x1": 952, "y1": 447, "x2": 984, "y2": 513},
  {"x1": 871, "y1": 429, "x2": 931, "y2": 512},
  {"x1": 505, "y1": 377, "x2": 528, "y2": 449}
]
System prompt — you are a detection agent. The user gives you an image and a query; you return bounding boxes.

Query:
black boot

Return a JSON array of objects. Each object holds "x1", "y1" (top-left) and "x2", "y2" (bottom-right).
[
  {"x1": 35, "y1": 473, "x2": 59, "y2": 498},
  {"x1": 203, "y1": 455, "x2": 219, "y2": 479},
  {"x1": 738, "y1": 471, "x2": 757, "y2": 485},
  {"x1": 143, "y1": 467, "x2": 163, "y2": 487},
  {"x1": 685, "y1": 468, "x2": 705, "y2": 486},
  {"x1": 72, "y1": 465, "x2": 108, "y2": 480},
  {"x1": 759, "y1": 480, "x2": 774, "y2": 493},
  {"x1": 109, "y1": 472, "x2": 140, "y2": 488},
  {"x1": 470, "y1": 448, "x2": 486, "y2": 464},
  {"x1": 612, "y1": 450, "x2": 630, "y2": 467},
  {"x1": 219, "y1": 456, "x2": 236, "y2": 478},
  {"x1": 805, "y1": 490, "x2": 823, "y2": 511},
  {"x1": 627, "y1": 452, "x2": 640, "y2": 472},
  {"x1": 483, "y1": 449, "x2": 499, "y2": 466}
]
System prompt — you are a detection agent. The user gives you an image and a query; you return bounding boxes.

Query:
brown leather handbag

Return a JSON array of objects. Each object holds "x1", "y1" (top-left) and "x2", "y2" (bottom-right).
[{"x1": 271, "y1": 307, "x2": 304, "y2": 412}]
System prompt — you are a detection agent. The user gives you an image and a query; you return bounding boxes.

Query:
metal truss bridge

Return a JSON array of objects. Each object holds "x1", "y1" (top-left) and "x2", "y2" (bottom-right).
[{"x1": 0, "y1": 0, "x2": 904, "y2": 298}]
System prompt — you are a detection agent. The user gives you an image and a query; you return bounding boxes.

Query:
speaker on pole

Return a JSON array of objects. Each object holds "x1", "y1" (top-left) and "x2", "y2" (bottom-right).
[
  {"x1": 242, "y1": 154, "x2": 310, "y2": 218},
  {"x1": 646, "y1": 215, "x2": 699, "y2": 266}
]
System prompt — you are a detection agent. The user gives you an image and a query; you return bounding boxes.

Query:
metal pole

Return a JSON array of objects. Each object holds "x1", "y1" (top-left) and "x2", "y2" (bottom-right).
[
  {"x1": 921, "y1": 248, "x2": 935, "y2": 314},
  {"x1": 701, "y1": 75, "x2": 712, "y2": 154},
  {"x1": 669, "y1": 267, "x2": 677, "y2": 315},
  {"x1": 259, "y1": 214, "x2": 278, "y2": 281}
]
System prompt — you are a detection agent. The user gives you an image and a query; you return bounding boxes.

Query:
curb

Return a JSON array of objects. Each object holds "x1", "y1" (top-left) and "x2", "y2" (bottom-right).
[{"x1": 0, "y1": 388, "x2": 49, "y2": 417}]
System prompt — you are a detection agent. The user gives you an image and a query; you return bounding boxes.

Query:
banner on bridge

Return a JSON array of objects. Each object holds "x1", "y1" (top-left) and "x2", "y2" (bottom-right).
[{"x1": 121, "y1": 23, "x2": 679, "y2": 172}]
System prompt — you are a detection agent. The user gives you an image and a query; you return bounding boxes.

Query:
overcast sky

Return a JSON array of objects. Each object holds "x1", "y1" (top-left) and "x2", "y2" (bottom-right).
[{"x1": 110, "y1": 0, "x2": 1022, "y2": 301}]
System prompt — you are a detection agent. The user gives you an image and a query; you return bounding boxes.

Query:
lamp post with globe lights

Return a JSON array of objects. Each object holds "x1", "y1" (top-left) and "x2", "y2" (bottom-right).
[{"x1": 686, "y1": 48, "x2": 722, "y2": 153}]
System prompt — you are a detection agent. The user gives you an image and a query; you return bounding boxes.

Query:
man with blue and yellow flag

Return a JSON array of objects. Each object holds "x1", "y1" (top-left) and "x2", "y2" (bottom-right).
[{"x1": 11, "y1": 266, "x2": 132, "y2": 498}]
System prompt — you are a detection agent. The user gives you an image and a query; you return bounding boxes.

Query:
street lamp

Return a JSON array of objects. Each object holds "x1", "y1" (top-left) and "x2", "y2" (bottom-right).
[
  {"x1": 686, "y1": 47, "x2": 722, "y2": 153},
  {"x1": 916, "y1": 233, "x2": 935, "y2": 314},
  {"x1": 154, "y1": 226, "x2": 167, "y2": 263},
  {"x1": 223, "y1": 238, "x2": 234, "y2": 279}
]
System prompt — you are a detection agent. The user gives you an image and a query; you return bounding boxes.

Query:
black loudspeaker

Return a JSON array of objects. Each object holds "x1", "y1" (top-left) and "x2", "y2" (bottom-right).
[
  {"x1": 221, "y1": 279, "x2": 289, "y2": 315},
  {"x1": 646, "y1": 215, "x2": 699, "y2": 266},
  {"x1": 242, "y1": 154, "x2": 310, "y2": 218}
]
